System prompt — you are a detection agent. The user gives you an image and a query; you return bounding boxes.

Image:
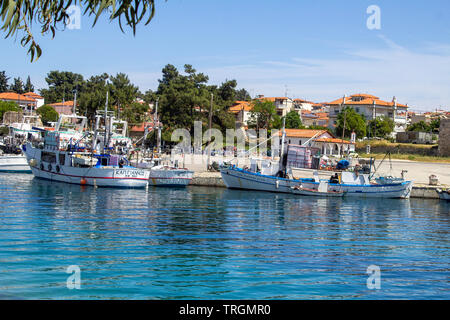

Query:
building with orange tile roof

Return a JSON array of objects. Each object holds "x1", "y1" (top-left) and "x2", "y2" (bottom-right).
[
  {"x1": 49, "y1": 101, "x2": 76, "y2": 115},
  {"x1": 277, "y1": 128, "x2": 355, "y2": 155},
  {"x1": 0, "y1": 92, "x2": 38, "y2": 113},
  {"x1": 23, "y1": 92, "x2": 45, "y2": 108},
  {"x1": 256, "y1": 95, "x2": 294, "y2": 117},
  {"x1": 326, "y1": 93, "x2": 409, "y2": 135}
]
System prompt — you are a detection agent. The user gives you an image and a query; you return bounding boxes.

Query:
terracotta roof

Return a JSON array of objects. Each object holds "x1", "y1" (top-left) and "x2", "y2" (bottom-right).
[
  {"x1": 327, "y1": 94, "x2": 408, "y2": 108},
  {"x1": 0, "y1": 92, "x2": 36, "y2": 102},
  {"x1": 257, "y1": 97, "x2": 289, "y2": 102},
  {"x1": 49, "y1": 101, "x2": 76, "y2": 107},
  {"x1": 280, "y1": 129, "x2": 328, "y2": 138},
  {"x1": 130, "y1": 121, "x2": 156, "y2": 133},
  {"x1": 24, "y1": 92, "x2": 44, "y2": 99},
  {"x1": 229, "y1": 101, "x2": 253, "y2": 113},
  {"x1": 293, "y1": 98, "x2": 314, "y2": 104},
  {"x1": 315, "y1": 138, "x2": 354, "y2": 144}
]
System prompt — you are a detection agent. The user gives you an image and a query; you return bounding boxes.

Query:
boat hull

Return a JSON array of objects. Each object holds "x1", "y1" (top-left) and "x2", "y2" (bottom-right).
[
  {"x1": 0, "y1": 155, "x2": 32, "y2": 173},
  {"x1": 148, "y1": 169, "x2": 194, "y2": 187},
  {"x1": 437, "y1": 189, "x2": 450, "y2": 201},
  {"x1": 221, "y1": 167, "x2": 413, "y2": 199},
  {"x1": 24, "y1": 144, "x2": 149, "y2": 188}
]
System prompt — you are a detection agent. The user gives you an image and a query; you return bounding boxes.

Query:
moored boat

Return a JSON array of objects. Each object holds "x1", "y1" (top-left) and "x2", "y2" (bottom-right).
[
  {"x1": 23, "y1": 114, "x2": 149, "y2": 188},
  {"x1": 436, "y1": 189, "x2": 450, "y2": 201},
  {"x1": 148, "y1": 165, "x2": 194, "y2": 187}
]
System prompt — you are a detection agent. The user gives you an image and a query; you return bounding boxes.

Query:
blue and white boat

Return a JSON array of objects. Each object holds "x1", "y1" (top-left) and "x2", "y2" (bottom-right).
[
  {"x1": 220, "y1": 165, "x2": 413, "y2": 198},
  {"x1": 220, "y1": 125, "x2": 413, "y2": 199}
]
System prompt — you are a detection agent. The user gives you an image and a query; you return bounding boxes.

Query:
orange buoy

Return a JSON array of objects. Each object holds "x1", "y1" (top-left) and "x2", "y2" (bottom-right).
[{"x1": 80, "y1": 178, "x2": 87, "y2": 185}]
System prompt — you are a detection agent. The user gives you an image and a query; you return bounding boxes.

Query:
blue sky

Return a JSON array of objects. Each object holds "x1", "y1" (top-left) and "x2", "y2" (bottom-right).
[{"x1": 1, "y1": 0, "x2": 450, "y2": 110}]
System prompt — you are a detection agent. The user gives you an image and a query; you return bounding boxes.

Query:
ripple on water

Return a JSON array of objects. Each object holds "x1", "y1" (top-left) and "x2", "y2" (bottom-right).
[{"x1": 0, "y1": 173, "x2": 449, "y2": 299}]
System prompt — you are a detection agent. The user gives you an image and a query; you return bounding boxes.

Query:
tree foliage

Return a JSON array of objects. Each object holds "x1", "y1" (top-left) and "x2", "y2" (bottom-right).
[
  {"x1": 285, "y1": 110, "x2": 303, "y2": 129},
  {"x1": 335, "y1": 106, "x2": 366, "y2": 138},
  {"x1": 155, "y1": 64, "x2": 239, "y2": 141},
  {"x1": 0, "y1": 100, "x2": 20, "y2": 121},
  {"x1": 367, "y1": 116, "x2": 394, "y2": 138},
  {"x1": 39, "y1": 71, "x2": 85, "y2": 103},
  {"x1": 36, "y1": 104, "x2": 59, "y2": 125},
  {"x1": 0, "y1": 71, "x2": 9, "y2": 92},
  {"x1": 248, "y1": 99, "x2": 280, "y2": 132},
  {"x1": 10, "y1": 77, "x2": 24, "y2": 93},
  {"x1": 0, "y1": 0, "x2": 157, "y2": 61},
  {"x1": 407, "y1": 119, "x2": 440, "y2": 133},
  {"x1": 25, "y1": 75, "x2": 34, "y2": 92}
]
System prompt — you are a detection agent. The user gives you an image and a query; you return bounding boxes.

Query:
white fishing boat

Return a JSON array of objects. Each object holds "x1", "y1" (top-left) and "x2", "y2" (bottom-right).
[
  {"x1": 220, "y1": 122, "x2": 413, "y2": 199},
  {"x1": 0, "y1": 154, "x2": 31, "y2": 173},
  {"x1": 23, "y1": 113, "x2": 149, "y2": 188},
  {"x1": 436, "y1": 189, "x2": 450, "y2": 201},
  {"x1": 148, "y1": 165, "x2": 194, "y2": 187}
]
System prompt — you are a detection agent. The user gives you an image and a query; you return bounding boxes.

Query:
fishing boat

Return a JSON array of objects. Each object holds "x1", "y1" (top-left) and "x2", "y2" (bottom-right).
[
  {"x1": 436, "y1": 189, "x2": 450, "y2": 201},
  {"x1": 291, "y1": 181, "x2": 345, "y2": 197},
  {"x1": 23, "y1": 112, "x2": 149, "y2": 188},
  {"x1": 148, "y1": 165, "x2": 194, "y2": 187},
  {"x1": 0, "y1": 154, "x2": 31, "y2": 173},
  {"x1": 220, "y1": 123, "x2": 413, "y2": 199}
]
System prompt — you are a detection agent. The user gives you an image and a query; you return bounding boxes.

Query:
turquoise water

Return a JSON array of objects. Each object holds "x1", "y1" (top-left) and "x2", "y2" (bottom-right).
[{"x1": 0, "y1": 173, "x2": 448, "y2": 300}]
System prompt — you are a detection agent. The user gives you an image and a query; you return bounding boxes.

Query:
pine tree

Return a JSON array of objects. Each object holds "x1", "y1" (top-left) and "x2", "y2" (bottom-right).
[
  {"x1": 10, "y1": 77, "x2": 25, "y2": 94},
  {"x1": 0, "y1": 71, "x2": 9, "y2": 92},
  {"x1": 25, "y1": 76, "x2": 34, "y2": 92}
]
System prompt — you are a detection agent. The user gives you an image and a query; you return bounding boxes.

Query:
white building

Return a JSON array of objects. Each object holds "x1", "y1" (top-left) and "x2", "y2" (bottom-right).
[
  {"x1": 326, "y1": 93, "x2": 409, "y2": 135},
  {"x1": 24, "y1": 92, "x2": 45, "y2": 108},
  {"x1": 0, "y1": 92, "x2": 38, "y2": 114},
  {"x1": 280, "y1": 129, "x2": 355, "y2": 156}
]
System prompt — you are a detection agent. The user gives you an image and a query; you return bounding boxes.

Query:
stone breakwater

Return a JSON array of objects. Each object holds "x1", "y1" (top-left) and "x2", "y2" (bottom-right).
[{"x1": 189, "y1": 172, "x2": 447, "y2": 199}]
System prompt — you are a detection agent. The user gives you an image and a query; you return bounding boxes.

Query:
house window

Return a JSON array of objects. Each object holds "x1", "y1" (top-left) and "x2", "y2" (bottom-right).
[{"x1": 355, "y1": 107, "x2": 360, "y2": 113}]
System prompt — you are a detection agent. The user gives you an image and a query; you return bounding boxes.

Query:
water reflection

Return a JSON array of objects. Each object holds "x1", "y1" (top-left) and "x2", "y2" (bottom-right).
[{"x1": 0, "y1": 174, "x2": 449, "y2": 299}]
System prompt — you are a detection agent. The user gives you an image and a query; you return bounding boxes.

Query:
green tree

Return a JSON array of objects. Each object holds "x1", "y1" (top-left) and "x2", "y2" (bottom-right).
[
  {"x1": 406, "y1": 121, "x2": 431, "y2": 132},
  {"x1": 367, "y1": 116, "x2": 394, "y2": 138},
  {"x1": 0, "y1": 71, "x2": 10, "y2": 92},
  {"x1": 335, "y1": 107, "x2": 366, "y2": 138},
  {"x1": 285, "y1": 110, "x2": 303, "y2": 129},
  {"x1": 39, "y1": 71, "x2": 85, "y2": 104},
  {"x1": 248, "y1": 100, "x2": 278, "y2": 132},
  {"x1": 36, "y1": 105, "x2": 59, "y2": 125},
  {"x1": 430, "y1": 118, "x2": 441, "y2": 133},
  {"x1": 78, "y1": 73, "x2": 110, "y2": 122},
  {"x1": 24, "y1": 76, "x2": 34, "y2": 92},
  {"x1": 109, "y1": 73, "x2": 140, "y2": 118},
  {"x1": 235, "y1": 88, "x2": 251, "y2": 101},
  {"x1": 1, "y1": 1, "x2": 157, "y2": 61},
  {"x1": 0, "y1": 101, "x2": 20, "y2": 122},
  {"x1": 10, "y1": 77, "x2": 25, "y2": 94}
]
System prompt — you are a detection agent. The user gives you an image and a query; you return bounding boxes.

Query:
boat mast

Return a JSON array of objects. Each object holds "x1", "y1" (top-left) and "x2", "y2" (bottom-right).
[{"x1": 104, "y1": 91, "x2": 109, "y2": 154}]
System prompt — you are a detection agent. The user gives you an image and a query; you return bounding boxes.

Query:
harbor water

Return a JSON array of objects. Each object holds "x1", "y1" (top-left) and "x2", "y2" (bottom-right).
[{"x1": 0, "y1": 173, "x2": 448, "y2": 299}]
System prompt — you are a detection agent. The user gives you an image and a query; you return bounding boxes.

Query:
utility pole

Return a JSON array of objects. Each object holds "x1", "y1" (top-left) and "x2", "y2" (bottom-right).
[{"x1": 207, "y1": 93, "x2": 213, "y2": 169}]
